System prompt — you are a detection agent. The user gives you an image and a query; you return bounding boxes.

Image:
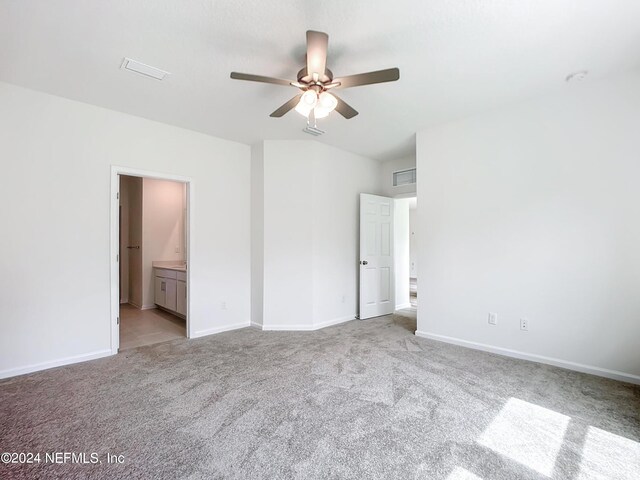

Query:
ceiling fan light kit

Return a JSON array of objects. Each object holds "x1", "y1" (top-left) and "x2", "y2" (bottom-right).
[{"x1": 230, "y1": 30, "x2": 400, "y2": 129}]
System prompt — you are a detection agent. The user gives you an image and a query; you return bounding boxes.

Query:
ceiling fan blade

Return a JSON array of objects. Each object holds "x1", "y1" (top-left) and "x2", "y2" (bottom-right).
[
  {"x1": 306, "y1": 30, "x2": 328, "y2": 78},
  {"x1": 335, "y1": 68, "x2": 400, "y2": 89},
  {"x1": 230, "y1": 72, "x2": 292, "y2": 86},
  {"x1": 332, "y1": 93, "x2": 359, "y2": 119},
  {"x1": 270, "y1": 94, "x2": 303, "y2": 117}
]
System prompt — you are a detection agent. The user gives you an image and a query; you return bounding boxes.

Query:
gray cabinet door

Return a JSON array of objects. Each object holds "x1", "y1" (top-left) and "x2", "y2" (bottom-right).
[
  {"x1": 176, "y1": 281, "x2": 187, "y2": 315},
  {"x1": 155, "y1": 276, "x2": 166, "y2": 308},
  {"x1": 165, "y1": 278, "x2": 177, "y2": 312}
]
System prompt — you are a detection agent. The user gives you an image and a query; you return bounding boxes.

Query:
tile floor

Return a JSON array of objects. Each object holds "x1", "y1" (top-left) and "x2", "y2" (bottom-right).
[
  {"x1": 410, "y1": 276, "x2": 418, "y2": 307},
  {"x1": 119, "y1": 304, "x2": 186, "y2": 350}
]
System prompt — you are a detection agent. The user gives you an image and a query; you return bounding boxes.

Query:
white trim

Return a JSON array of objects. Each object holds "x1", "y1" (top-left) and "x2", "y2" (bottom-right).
[
  {"x1": 110, "y1": 165, "x2": 194, "y2": 355},
  {"x1": 250, "y1": 321, "x2": 263, "y2": 329},
  {"x1": 262, "y1": 315, "x2": 355, "y2": 331},
  {"x1": 263, "y1": 324, "x2": 316, "y2": 332},
  {"x1": 141, "y1": 304, "x2": 157, "y2": 311},
  {"x1": 395, "y1": 303, "x2": 412, "y2": 310},
  {"x1": 0, "y1": 350, "x2": 113, "y2": 380},
  {"x1": 392, "y1": 192, "x2": 417, "y2": 199},
  {"x1": 191, "y1": 322, "x2": 251, "y2": 338},
  {"x1": 415, "y1": 331, "x2": 640, "y2": 385},
  {"x1": 314, "y1": 315, "x2": 356, "y2": 330}
]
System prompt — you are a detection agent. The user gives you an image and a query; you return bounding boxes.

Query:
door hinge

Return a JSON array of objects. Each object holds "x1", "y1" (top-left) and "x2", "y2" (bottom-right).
[
  {"x1": 116, "y1": 254, "x2": 119, "y2": 262},
  {"x1": 117, "y1": 191, "x2": 119, "y2": 200},
  {"x1": 117, "y1": 316, "x2": 120, "y2": 325}
]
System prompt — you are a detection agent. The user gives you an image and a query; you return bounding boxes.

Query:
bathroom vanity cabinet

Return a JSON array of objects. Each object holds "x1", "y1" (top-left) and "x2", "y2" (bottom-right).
[{"x1": 154, "y1": 267, "x2": 187, "y2": 317}]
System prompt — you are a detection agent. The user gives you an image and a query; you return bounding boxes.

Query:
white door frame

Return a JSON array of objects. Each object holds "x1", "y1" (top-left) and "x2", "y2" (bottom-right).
[{"x1": 110, "y1": 165, "x2": 194, "y2": 354}]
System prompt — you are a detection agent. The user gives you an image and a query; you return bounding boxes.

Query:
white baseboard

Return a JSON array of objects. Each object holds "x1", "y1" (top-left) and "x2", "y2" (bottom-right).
[
  {"x1": 415, "y1": 331, "x2": 640, "y2": 385},
  {"x1": 395, "y1": 303, "x2": 412, "y2": 310},
  {"x1": 0, "y1": 349, "x2": 113, "y2": 380},
  {"x1": 262, "y1": 324, "x2": 316, "y2": 331},
  {"x1": 141, "y1": 304, "x2": 157, "y2": 311},
  {"x1": 250, "y1": 321, "x2": 263, "y2": 329},
  {"x1": 262, "y1": 315, "x2": 355, "y2": 331},
  {"x1": 314, "y1": 315, "x2": 356, "y2": 330},
  {"x1": 191, "y1": 321, "x2": 251, "y2": 339}
]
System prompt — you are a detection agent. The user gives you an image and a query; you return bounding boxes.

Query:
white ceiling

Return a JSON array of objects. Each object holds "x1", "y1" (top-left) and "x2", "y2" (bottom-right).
[{"x1": 1, "y1": 1, "x2": 639, "y2": 161}]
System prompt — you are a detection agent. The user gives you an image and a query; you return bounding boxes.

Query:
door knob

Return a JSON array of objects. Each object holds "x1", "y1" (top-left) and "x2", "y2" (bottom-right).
[{"x1": 361, "y1": 260, "x2": 368, "y2": 265}]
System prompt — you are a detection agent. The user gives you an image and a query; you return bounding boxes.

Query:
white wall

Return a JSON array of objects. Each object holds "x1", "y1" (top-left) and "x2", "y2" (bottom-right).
[
  {"x1": 0, "y1": 81, "x2": 251, "y2": 378},
  {"x1": 381, "y1": 155, "x2": 416, "y2": 197},
  {"x1": 409, "y1": 207, "x2": 418, "y2": 278},
  {"x1": 415, "y1": 71, "x2": 640, "y2": 382},
  {"x1": 259, "y1": 140, "x2": 381, "y2": 330},
  {"x1": 310, "y1": 143, "x2": 382, "y2": 326},
  {"x1": 250, "y1": 142, "x2": 264, "y2": 327},
  {"x1": 262, "y1": 141, "x2": 314, "y2": 329},
  {"x1": 394, "y1": 198, "x2": 411, "y2": 309},
  {"x1": 142, "y1": 177, "x2": 186, "y2": 308}
]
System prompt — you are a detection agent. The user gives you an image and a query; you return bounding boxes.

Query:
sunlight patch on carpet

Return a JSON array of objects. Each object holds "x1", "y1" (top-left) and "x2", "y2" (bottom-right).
[
  {"x1": 478, "y1": 397, "x2": 570, "y2": 476},
  {"x1": 445, "y1": 466, "x2": 484, "y2": 480},
  {"x1": 577, "y1": 426, "x2": 640, "y2": 480}
]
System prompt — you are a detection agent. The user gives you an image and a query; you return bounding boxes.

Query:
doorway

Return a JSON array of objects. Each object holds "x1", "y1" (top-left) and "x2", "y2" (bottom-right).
[
  {"x1": 358, "y1": 193, "x2": 417, "y2": 320},
  {"x1": 110, "y1": 167, "x2": 192, "y2": 354},
  {"x1": 394, "y1": 196, "x2": 417, "y2": 313}
]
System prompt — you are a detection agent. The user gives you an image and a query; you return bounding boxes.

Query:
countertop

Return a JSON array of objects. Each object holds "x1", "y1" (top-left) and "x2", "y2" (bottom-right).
[{"x1": 152, "y1": 261, "x2": 187, "y2": 272}]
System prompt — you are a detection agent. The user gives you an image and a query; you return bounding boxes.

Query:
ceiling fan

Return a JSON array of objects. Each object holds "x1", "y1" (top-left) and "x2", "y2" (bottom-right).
[{"x1": 230, "y1": 30, "x2": 400, "y2": 122}]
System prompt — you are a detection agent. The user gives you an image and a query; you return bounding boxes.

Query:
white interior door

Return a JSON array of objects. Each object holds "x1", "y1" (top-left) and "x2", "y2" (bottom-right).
[{"x1": 359, "y1": 193, "x2": 395, "y2": 319}]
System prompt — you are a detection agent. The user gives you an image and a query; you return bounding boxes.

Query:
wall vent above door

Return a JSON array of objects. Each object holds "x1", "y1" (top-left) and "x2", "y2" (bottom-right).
[{"x1": 393, "y1": 168, "x2": 416, "y2": 186}]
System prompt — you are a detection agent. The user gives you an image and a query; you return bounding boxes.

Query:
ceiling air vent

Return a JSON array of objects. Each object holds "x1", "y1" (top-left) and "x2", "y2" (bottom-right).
[
  {"x1": 121, "y1": 58, "x2": 170, "y2": 80},
  {"x1": 393, "y1": 168, "x2": 416, "y2": 187}
]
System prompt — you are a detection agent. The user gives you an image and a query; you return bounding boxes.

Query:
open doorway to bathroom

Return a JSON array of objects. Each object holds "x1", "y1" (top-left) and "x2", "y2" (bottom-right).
[
  {"x1": 394, "y1": 196, "x2": 417, "y2": 314},
  {"x1": 408, "y1": 197, "x2": 417, "y2": 308},
  {"x1": 116, "y1": 173, "x2": 189, "y2": 351}
]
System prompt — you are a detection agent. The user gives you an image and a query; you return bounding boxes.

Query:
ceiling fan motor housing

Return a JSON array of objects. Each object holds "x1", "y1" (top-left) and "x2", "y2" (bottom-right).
[{"x1": 297, "y1": 67, "x2": 334, "y2": 86}]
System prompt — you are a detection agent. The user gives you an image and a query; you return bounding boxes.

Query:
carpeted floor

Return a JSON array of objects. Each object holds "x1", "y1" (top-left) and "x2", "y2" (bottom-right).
[{"x1": 1, "y1": 312, "x2": 639, "y2": 479}]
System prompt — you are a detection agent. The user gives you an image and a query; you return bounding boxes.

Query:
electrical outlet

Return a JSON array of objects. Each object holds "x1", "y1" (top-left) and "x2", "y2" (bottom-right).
[
  {"x1": 341, "y1": 295, "x2": 346, "y2": 303},
  {"x1": 220, "y1": 302, "x2": 227, "y2": 310},
  {"x1": 520, "y1": 318, "x2": 528, "y2": 331},
  {"x1": 175, "y1": 246, "x2": 180, "y2": 253},
  {"x1": 488, "y1": 312, "x2": 498, "y2": 325}
]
